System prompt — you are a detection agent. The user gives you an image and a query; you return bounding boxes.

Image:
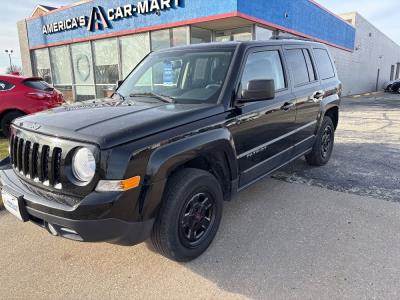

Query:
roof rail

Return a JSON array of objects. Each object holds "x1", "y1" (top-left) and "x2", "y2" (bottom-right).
[{"x1": 270, "y1": 36, "x2": 311, "y2": 42}]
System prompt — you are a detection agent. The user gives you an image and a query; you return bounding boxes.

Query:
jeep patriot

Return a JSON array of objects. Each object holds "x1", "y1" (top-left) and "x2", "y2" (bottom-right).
[{"x1": 0, "y1": 40, "x2": 341, "y2": 261}]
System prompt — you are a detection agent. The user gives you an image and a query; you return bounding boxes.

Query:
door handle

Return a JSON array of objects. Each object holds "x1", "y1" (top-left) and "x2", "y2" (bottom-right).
[
  {"x1": 280, "y1": 102, "x2": 295, "y2": 111},
  {"x1": 312, "y1": 90, "x2": 324, "y2": 102}
]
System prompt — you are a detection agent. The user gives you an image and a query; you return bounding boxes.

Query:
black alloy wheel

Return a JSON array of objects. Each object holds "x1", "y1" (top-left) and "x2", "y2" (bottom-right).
[
  {"x1": 178, "y1": 192, "x2": 216, "y2": 248},
  {"x1": 320, "y1": 125, "x2": 333, "y2": 159},
  {"x1": 305, "y1": 116, "x2": 335, "y2": 166},
  {"x1": 150, "y1": 168, "x2": 223, "y2": 262}
]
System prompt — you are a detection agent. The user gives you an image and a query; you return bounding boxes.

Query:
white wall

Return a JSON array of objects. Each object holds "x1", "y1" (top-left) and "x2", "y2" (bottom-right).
[{"x1": 329, "y1": 12, "x2": 400, "y2": 96}]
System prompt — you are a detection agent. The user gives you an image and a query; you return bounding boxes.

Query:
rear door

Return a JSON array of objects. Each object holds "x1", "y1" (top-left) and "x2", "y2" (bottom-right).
[{"x1": 284, "y1": 46, "x2": 322, "y2": 155}]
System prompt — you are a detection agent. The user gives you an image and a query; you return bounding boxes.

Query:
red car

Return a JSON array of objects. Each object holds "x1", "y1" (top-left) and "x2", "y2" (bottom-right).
[{"x1": 0, "y1": 75, "x2": 63, "y2": 137}]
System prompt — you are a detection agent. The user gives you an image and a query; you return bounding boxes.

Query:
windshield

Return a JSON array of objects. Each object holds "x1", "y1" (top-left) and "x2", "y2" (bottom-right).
[{"x1": 118, "y1": 48, "x2": 234, "y2": 104}]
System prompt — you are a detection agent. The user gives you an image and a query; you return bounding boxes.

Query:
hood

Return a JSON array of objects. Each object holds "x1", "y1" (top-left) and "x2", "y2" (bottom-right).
[{"x1": 14, "y1": 98, "x2": 224, "y2": 149}]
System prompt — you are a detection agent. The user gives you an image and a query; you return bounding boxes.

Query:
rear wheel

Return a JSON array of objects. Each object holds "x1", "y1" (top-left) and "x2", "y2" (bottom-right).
[
  {"x1": 151, "y1": 168, "x2": 223, "y2": 262},
  {"x1": 305, "y1": 116, "x2": 335, "y2": 166},
  {"x1": 1, "y1": 111, "x2": 24, "y2": 138}
]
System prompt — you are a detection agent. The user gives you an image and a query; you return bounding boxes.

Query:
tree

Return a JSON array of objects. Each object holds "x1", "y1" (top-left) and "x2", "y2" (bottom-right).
[{"x1": 6, "y1": 65, "x2": 22, "y2": 75}]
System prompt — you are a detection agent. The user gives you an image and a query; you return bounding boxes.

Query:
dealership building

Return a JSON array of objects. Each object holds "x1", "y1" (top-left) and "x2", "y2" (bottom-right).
[{"x1": 17, "y1": 0, "x2": 400, "y2": 102}]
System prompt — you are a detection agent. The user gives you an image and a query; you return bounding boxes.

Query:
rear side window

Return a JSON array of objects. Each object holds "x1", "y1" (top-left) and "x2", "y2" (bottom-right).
[
  {"x1": 0, "y1": 80, "x2": 14, "y2": 91},
  {"x1": 23, "y1": 79, "x2": 53, "y2": 91},
  {"x1": 303, "y1": 49, "x2": 317, "y2": 81},
  {"x1": 286, "y1": 49, "x2": 310, "y2": 86},
  {"x1": 313, "y1": 48, "x2": 335, "y2": 80},
  {"x1": 240, "y1": 50, "x2": 286, "y2": 92}
]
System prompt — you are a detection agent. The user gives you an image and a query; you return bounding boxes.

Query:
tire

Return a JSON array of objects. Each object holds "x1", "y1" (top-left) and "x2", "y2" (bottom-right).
[
  {"x1": 1, "y1": 111, "x2": 24, "y2": 138},
  {"x1": 305, "y1": 116, "x2": 335, "y2": 166},
  {"x1": 151, "y1": 168, "x2": 223, "y2": 262}
]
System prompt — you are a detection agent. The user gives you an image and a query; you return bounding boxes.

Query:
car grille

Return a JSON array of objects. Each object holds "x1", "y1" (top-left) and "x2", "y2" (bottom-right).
[{"x1": 10, "y1": 134, "x2": 62, "y2": 189}]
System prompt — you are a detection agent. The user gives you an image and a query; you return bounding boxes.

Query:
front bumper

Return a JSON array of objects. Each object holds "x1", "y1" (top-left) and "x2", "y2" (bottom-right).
[{"x1": 0, "y1": 166, "x2": 154, "y2": 246}]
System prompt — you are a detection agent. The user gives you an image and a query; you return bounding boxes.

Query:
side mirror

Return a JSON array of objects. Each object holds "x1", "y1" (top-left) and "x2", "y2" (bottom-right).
[
  {"x1": 240, "y1": 79, "x2": 275, "y2": 102},
  {"x1": 116, "y1": 80, "x2": 124, "y2": 89}
]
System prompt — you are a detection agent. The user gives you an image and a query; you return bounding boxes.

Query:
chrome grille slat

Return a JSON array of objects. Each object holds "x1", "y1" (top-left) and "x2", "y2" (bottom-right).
[
  {"x1": 13, "y1": 136, "x2": 18, "y2": 166},
  {"x1": 40, "y1": 145, "x2": 50, "y2": 183},
  {"x1": 10, "y1": 134, "x2": 62, "y2": 189},
  {"x1": 22, "y1": 141, "x2": 31, "y2": 176},
  {"x1": 52, "y1": 148, "x2": 62, "y2": 186},
  {"x1": 17, "y1": 138, "x2": 24, "y2": 171},
  {"x1": 10, "y1": 135, "x2": 15, "y2": 165},
  {"x1": 30, "y1": 143, "x2": 39, "y2": 180}
]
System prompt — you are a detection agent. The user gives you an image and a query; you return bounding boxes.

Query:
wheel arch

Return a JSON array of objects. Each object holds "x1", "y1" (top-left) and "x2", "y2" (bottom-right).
[
  {"x1": 141, "y1": 128, "x2": 239, "y2": 219},
  {"x1": 324, "y1": 106, "x2": 339, "y2": 130},
  {"x1": 146, "y1": 128, "x2": 238, "y2": 190}
]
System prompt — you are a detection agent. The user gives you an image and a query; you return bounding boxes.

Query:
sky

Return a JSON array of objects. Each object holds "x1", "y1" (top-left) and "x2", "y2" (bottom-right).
[{"x1": 0, "y1": 0, "x2": 399, "y2": 74}]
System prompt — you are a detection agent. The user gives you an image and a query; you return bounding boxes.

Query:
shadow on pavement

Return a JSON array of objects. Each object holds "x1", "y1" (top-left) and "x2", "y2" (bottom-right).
[{"x1": 274, "y1": 142, "x2": 400, "y2": 202}]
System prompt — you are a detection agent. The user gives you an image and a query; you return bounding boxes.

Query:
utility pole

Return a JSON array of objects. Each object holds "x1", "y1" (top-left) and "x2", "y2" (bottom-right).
[
  {"x1": 4, "y1": 49, "x2": 13, "y2": 72},
  {"x1": 376, "y1": 55, "x2": 383, "y2": 92}
]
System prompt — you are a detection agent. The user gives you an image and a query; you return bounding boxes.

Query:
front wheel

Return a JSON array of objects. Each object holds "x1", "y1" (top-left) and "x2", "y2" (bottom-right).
[
  {"x1": 305, "y1": 116, "x2": 335, "y2": 166},
  {"x1": 151, "y1": 168, "x2": 223, "y2": 262}
]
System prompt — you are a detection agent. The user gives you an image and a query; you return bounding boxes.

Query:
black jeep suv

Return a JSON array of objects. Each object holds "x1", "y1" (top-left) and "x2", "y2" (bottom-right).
[{"x1": 0, "y1": 40, "x2": 341, "y2": 261}]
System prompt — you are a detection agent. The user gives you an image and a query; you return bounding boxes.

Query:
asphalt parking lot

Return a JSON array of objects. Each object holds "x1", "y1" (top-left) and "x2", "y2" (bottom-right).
[
  {"x1": 1, "y1": 92, "x2": 400, "y2": 299},
  {"x1": 275, "y1": 92, "x2": 400, "y2": 202}
]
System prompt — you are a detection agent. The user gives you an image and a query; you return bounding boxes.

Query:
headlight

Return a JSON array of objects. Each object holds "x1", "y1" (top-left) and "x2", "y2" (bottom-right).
[{"x1": 72, "y1": 148, "x2": 96, "y2": 183}]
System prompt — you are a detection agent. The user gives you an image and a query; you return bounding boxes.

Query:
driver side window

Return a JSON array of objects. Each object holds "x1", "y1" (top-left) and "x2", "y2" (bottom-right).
[{"x1": 240, "y1": 50, "x2": 286, "y2": 96}]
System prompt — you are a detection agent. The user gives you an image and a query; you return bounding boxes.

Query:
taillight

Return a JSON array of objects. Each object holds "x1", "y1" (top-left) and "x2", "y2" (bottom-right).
[{"x1": 25, "y1": 91, "x2": 52, "y2": 100}]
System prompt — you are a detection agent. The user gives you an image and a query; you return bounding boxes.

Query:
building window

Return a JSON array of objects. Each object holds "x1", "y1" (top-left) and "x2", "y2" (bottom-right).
[
  {"x1": 32, "y1": 48, "x2": 52, "y2": 84},
  {"x1": 120, "y1": 33, "x2": 150, "y2": 78},
  {"x1": 151, "y1": 27, "x2": 189, "y2": 51},
  {"x1": 171, "y1": 27, "x2": 188, "y2": 47},
  {"x1": 215, "y1": 27, "x2": 253, "y2": 42},
  {"x1": 93, "y1": 38, "x2": 119, "y2": 98},
  {"x1": 191, "y1": 27, "x2": 212, "y2": 44},
  {"x1": 255, "y1": 26, "x2": 273, "y2": 41},
  {"x1": 49, "y1": 46, "x2": 74, "y2": 102},
  {"x1": 151, "y1": 29, "x2": 171, "y2": 51},
  {"x1": 71, "y1": 42, "x2": 95, "y2": 101}
]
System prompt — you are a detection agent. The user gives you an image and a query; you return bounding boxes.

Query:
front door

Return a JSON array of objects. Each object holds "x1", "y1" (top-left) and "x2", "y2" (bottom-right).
[{"x1": 228, "y1": 46, "x2": 297, "y2": 188}]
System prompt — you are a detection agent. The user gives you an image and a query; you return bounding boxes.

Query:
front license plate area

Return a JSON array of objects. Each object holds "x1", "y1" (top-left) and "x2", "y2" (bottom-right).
[{"x1": 2, "y1": 188, "x2": 28, "y2": 222}]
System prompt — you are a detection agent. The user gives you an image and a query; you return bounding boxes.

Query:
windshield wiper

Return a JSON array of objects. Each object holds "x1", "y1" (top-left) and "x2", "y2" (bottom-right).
[{"x1": 129, "y1": 92, "x2": 175, "y2": 104}]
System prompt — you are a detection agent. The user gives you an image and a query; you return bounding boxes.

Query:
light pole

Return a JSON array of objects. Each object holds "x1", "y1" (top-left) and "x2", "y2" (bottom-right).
[
  {"x1": 376, "y1": 55, "x2": 383, "y2": 92},
  {"x1": 4, "y1": 49, "x2": 13, "y2": 72}
]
